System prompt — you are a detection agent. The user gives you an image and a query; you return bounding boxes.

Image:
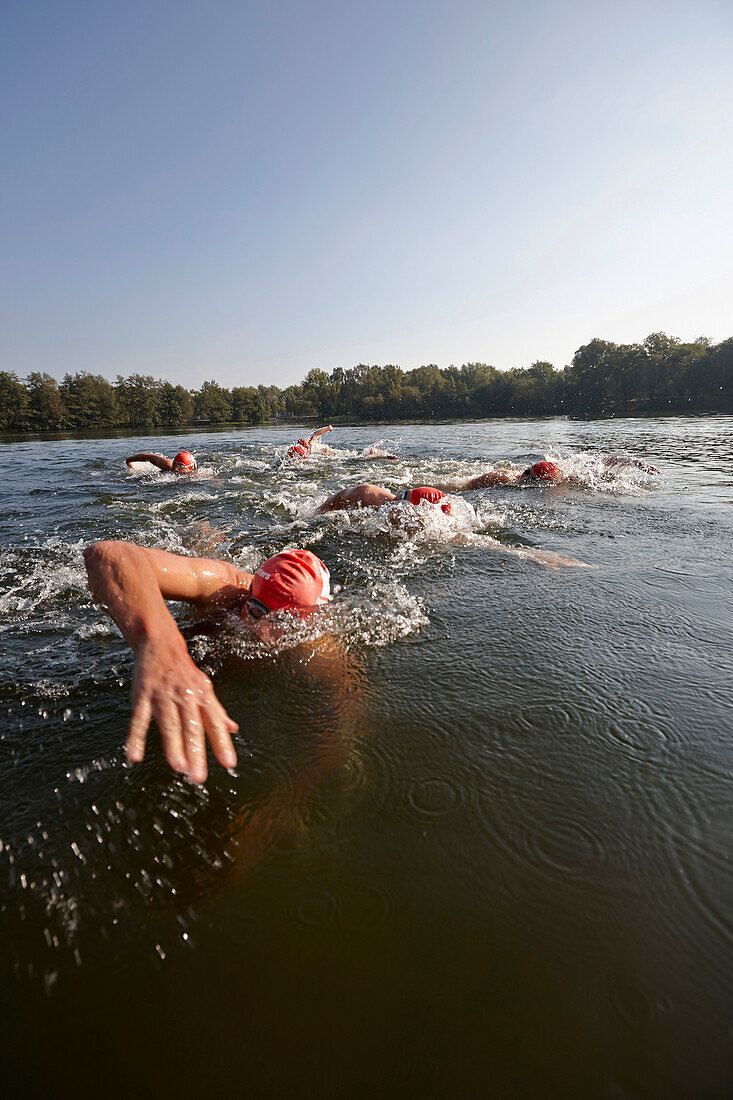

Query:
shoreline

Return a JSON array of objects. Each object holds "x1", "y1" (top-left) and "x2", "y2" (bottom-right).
[{"x1": 0, "y1": 408, "x2": 729, "y2": 446}]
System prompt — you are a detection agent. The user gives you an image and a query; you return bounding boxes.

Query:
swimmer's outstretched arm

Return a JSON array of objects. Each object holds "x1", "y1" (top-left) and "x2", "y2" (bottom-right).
[
  {"x1": 125, "y1": 452, "x2": 174, "y2": 472},
  {"x1": 436, "y1": 469, "x2": 521, "y2": 492},
  {"x1": 84, "y1": 541, "x2": 253, "y2": 782},
  {"x1": 308, "y1": 425, "x2": 334, "y2": 444},
  {"x1": 497, "y1": 544, "x2": 591, "y2": 569},
  {"x1": 601, "y1": 454, "x2": 660, "y2": 474},
  {"x1": 452, "y1": 532, "x2": 591, "y2": 569}
]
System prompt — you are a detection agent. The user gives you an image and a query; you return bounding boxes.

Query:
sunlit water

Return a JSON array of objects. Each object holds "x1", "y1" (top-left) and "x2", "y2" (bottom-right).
[{"x1": 1, "y1": 417, "x2": 731, "y2": 1098}]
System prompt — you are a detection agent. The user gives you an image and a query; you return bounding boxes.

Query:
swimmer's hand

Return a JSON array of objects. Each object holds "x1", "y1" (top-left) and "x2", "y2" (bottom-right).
[
  {"x1": 603, "y1": 455, "x2": 660, "y2": 475},
  {"x1": 461, "y1": 533, "x2": 592, "y2": 569},
  {"x1": 515, "y1": 548, "x2": 592, "y2": 569},
  {"x1": 83, "y1": 540, "x2": 245, "y2": 782},
  {"x1": 128, "y1": 629, "x2": 238, "y2": 783},
  {"x1": 633, "y1": 459, "x2": 659, "y2": 474}
]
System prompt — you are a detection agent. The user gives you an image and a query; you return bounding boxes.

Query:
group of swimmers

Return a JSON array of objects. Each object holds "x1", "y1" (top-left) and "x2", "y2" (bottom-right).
[
  {"x1": 125, "y1": 425, "x2": 399, "y2": 473},
  {"x1": 93, "y1": 428, "x2": 659, "y2": 782}
]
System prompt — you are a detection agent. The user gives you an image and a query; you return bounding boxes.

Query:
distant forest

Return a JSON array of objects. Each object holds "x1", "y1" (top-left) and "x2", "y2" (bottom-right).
[{"x1": 0, "y1": 332, "x2": 730, "y2": 432}]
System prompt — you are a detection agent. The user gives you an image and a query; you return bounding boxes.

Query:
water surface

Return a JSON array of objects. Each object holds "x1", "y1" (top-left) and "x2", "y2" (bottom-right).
[{"x1": 1, "y1": 417, "x2": 731, "y2": 1098}]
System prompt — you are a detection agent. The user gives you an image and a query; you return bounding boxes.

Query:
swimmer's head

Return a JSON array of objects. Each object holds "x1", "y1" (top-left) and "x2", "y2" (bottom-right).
[
  {"x1": 288, "y1": 440, "x2": 310, "y2": 459},
  {"x1": 172, "y1": 450, "x2": 197, "y2": 472},
  {"x1": 244, "y1": 549, "x2": 331, "y2": 621},
  {"x1": 401, "y1": 486, "x2": 452, "y2": 515},
  {"x1": 522, "y1": 461, "x2": 562, "y2": 482}
]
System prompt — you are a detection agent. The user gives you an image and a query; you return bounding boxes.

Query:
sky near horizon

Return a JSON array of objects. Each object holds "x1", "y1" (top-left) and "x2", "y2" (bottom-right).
[{"x1": 2, "y1": 0, "x2": 732, "y2": 390}]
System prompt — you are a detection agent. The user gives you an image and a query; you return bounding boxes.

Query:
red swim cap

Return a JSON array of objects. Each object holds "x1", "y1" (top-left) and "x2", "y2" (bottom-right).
[
  {"x1": 402, "y1": 486, "x2": 452, "y2": 514},
  {"x1": 525, "y1": 461, "x2": 562, "y2": 481},
  {"x1": 172, "y1": 450, "x2": 197, "y2": 471},
  {"x1": 246, "y1": 549, "x2": 331, "y2": 619},
  {"x1": 288, "y1": 440, "x2": 310, "y2": 459}
]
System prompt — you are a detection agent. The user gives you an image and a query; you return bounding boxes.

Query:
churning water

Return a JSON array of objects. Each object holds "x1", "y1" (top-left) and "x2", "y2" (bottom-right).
[{"x1": 1, "y1": 417, "x2": 731, "y2": 1098}]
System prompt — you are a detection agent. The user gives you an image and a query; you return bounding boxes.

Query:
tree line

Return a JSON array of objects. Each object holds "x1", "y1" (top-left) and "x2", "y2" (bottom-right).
[{"x1": 0, "y1": 332, "x2": 729, "y2": 432}]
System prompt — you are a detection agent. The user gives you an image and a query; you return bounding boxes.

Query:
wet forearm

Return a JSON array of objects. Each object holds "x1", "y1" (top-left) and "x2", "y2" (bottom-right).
[
  {"x1": 125, "y1": 453, "x2": 173, "y2": 471},
  {"x1": 83, "y1": 541, "x2": 181, "y2": 653},
  {"x1": 85, "y1": 542, "x2": 252, "y2": 629},
  {"x1": 140, "y1": 547, "x2": 253, "y2": 606}
]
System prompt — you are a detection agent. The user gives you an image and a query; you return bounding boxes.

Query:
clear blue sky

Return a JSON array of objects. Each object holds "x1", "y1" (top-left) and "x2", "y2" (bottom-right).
[{"x1": 2, "y1": 0, "x2": 732, "y2": 389}]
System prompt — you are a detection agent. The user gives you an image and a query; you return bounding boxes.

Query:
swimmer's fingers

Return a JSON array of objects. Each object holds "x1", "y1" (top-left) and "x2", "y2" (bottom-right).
[
  {"x1": 526, "y1": 550, "x2": 592, "y2": 569},
  {"x1": 176, "y1": 677, "x2": 237, "y2": 781},
  {"x1": 126, "y1": 695, "x2": 152, "y2": 764},
  {"x1": 199, "y1": 690, "x2": 238, "y2": 772},
  {"x1": 152, "y1": 694, "x2": 188, "y2": 776},
  {"x1": 179, "y1": 697, "x2": 208, "y2": 784},
  {"x1": 127, "y1": 638, "x2": 236, "y2": 780},
  {"x1": 544, "y1": 552, "x2": 594, "y2": 569},
  {"x1": 495, "y1": 543, "x2": 591, "y2": 569}
]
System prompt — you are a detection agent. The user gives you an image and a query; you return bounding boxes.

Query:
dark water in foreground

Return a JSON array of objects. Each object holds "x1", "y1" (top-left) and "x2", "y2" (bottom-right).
[{"x1": 1, "y1": 417, "x2": 731, "y2": 1098}]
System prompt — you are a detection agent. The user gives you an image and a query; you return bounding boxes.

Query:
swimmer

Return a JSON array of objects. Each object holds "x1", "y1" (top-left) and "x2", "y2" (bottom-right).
[
  {"x1": 315, "y1": 482, "x2": 588, "y2": 569},
  {"x1": 445, "y1": 460, "x2": 568, "y2": 490},
  {"x1": 439, "y1": 455, "x2": 659, "y2": 491},
  {"x1": 285, "y1": 425, "x2": 334, "y2": 460},
  {"x1": 125, "y1": 450, "x2": 198, "y2": 473},
  {"x1": 357, "y1": 444, "x2": 398, "y2": 460},
  {"x1": 83, "y1": 541, "x2": 332, "y2": 782}
]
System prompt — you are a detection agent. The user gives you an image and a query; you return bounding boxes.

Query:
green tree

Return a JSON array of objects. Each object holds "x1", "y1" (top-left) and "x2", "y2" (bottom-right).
[
  {"x1": 27, "y1": 372, "x2": 66, "y2": 429},
  {"x1": 301, "y1": 369, "x2": 332, "y2": 418},
  {"x1": 564, "y1": 340, "x2": 619, "y2": 415},
  {"x1": 114, "y1": 374, "x2": 161, "y2": 427},
  {"x1": 195, "y1": 380, "x2": 233, "y2": 423},
  {"x1": 257, "y1": 385, "x2": 284, "y2": 420},
  {"x1": 0, "y1": 372, "x2": 31, "y2": 430},
  {"x1": 62, "y1": 372, "x2": 117, "y2": 427},
  {"x1": 232, "y1": 386, "x2": 267, "y2": 423},
  {"x1": 159, "y1": 382, "x2": 194, "y2": 425}
]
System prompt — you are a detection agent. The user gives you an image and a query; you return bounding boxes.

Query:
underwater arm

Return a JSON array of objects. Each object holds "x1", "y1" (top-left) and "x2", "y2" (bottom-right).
[
  {"x1": 452, "y1": 533, "x2": 591, "y2": 569},
  {"x1": 602, "y1": 454, "x2": 659, "y2": 475},
  {"x1": 498, "y1": 545, "x2": 592, "y2": 569},
  {"x1": 83, "y1": 541, "x2": 248, "y2": 782}
]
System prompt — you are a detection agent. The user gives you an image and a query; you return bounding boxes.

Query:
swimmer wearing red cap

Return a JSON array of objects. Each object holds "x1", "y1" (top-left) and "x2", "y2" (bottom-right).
[
  {"x1": 285, "y1": 425, "x2": 334, "y2": 460},
  {"x1": 314, "y1": 481, "x2": 594, "y2": 571},
  {"x1": 439, "y1": 454, "x2": 659, "y2": 491},
  {"x1": 125, "y1": 450, "x2": 198, "y2": 473},
  {"x1": 359, "y1": 445, "x2": 398, "y2": 460},
  {"x1": 83, "y1": 541, "x2": 332, "y2": 783},
  {"x1": 437, "y1": 460, "x2": 567, "y2": 490},
  {"x1": 317, "y1": 482, "x2": 452, "y2": 514}
]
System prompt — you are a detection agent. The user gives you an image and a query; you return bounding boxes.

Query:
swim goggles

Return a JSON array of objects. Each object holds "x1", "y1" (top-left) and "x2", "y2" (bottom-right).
[{"x1": 244, "y1": 594, "x2": 271, "y2": 621}]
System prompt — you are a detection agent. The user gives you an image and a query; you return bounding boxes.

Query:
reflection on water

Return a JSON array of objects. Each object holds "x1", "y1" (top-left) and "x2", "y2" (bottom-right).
[{"x1": 1, "y1": 417, "x2": 732, "y2": 1097}]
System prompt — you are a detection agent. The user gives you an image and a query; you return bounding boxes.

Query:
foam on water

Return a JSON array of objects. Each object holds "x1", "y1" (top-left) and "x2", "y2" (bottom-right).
[
  {"x1": 192, "y1": 581, "x2": 429, "y2": 668},
  {"x1": 320, "y1": 495, "x2": 476, "y2": 548},
  {"x1": 0, "y1": 444, "x2": 605, "y2": 683},
  {"x1": 0, "y1": 540, "x2": 91, "y2": 617},
  {"x1": 545, "y1": 449, "x2": 658, "y2": 493}
]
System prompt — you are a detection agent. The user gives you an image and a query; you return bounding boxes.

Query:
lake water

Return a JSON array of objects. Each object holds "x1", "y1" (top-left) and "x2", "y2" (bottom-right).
[{"x1": 1, "y1": 417, "x2": 731, "y2": 1098}]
